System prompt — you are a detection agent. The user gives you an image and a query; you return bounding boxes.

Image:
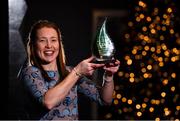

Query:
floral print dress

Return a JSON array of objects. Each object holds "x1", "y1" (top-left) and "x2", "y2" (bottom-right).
[{"x1": 19, "y1": 65, "x2": 104, "y2": 120}]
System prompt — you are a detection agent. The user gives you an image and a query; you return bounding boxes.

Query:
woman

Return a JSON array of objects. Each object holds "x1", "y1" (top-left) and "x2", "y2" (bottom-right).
[{"x1": 18, "y1": 20, "x2": 120, "y2": 120}]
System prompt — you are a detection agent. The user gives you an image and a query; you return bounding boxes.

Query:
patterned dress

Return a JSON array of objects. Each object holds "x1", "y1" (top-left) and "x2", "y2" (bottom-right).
[{"x1": 19, "y1": 65, "x2": 105, "y2": 120}]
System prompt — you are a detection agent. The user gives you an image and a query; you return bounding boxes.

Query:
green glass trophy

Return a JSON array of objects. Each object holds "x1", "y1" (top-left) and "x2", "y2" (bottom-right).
[{"x1": 92, "y1": 18, "x2": 115, "y2": 64}]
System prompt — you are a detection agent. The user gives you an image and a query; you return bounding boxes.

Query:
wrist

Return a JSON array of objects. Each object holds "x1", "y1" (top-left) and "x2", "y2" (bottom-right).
[
  {"x1": 103, "y1": 73, "x2": 113, "y2": 83},
  {"x1": 73, "y1": 67, "x2": 83, "y2": 78}
]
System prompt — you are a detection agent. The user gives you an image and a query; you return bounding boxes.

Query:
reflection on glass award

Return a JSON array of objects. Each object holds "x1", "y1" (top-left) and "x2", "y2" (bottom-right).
[{"x1": 92, "y1": 18, "x2": 115, "y2": 63}]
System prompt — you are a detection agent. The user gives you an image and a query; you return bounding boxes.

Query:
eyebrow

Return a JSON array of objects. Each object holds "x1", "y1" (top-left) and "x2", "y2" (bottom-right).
[{"x1": 38, "y1": 36, "x2": 58, "y2": 39}]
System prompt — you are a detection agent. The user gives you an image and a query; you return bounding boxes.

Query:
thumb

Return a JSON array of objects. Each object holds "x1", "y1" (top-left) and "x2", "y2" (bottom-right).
[{"x1": 85, "y1": 56, "x2": 95, "y2": 62}]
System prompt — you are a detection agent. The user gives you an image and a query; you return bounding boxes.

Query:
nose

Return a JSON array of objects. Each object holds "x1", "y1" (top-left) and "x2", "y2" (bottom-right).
[{"x1": 45, "y1": 40, "x2": 52, "y2": 48}]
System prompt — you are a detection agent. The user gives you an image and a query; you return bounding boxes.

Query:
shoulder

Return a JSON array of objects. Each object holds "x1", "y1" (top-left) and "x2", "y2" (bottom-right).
[
  {"x1": 22, "y1": 65, "x2": 40, "y2": 74},
  {"x1": 18, "y1": 65, "x2": 42, "y2": 80}
]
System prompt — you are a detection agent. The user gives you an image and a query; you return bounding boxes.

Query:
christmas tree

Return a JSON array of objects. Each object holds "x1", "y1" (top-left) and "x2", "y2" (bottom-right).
[{"x1": 102, "y1": 0, "x2": 180, "y2": 120}]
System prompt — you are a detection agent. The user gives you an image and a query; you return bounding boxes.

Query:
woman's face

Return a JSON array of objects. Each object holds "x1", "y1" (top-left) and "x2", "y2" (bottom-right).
[{"x1": 35, "y1": 27, "x2": 59, "y2": 64}]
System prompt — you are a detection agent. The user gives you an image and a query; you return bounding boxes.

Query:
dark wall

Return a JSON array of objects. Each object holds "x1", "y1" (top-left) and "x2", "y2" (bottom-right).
[{"x1": 8, "y1": 0, "x2": 129, "y2": 120}]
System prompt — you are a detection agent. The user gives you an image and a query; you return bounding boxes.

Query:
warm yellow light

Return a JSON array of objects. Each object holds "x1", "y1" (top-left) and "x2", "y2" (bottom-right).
[
  {"x1": 161, "y1": 92, "x2": 166, "y2": 97},
  {"x1": 162, "y1": 79, "x2": 168, "y2": 85},
  {"x1": 137, "y1": 111, "x2": 142, "y2": 117},
  {"x1": 146, "y1": 16, "x2": 151, "y2": 22},
  {"x1": 165, "y1": 110, "x2": 171, "y2": 116},
  {"x1": 162, "y1": 26, "x2": 166, "y2": 31},
  {"x1": 163, "y1": 14, "x2": 168, "y2": 19},
  {"x1": 130, "y1": 73, "x2": 135, "y2": 77},
  {"x1": 114, "y1": 99, "x2": 119, "y2": 105},
  {"x1": 132, "y1": 49, "x2": 137, "y2": 54},
  {"x1": 144, "y1": 36, "x2": 149, "y2": 41},
  {"x1": 122, "y1": 97, "x2": 127, "y2": 102},
  {"x1": 147, "y1": 65, "x2": 152, "y2": 70},
  {"x1": 125, "y1": 55, "x2": 130, "y2": 60},
  {"x1": 127, "y1": 99, "x2": 133, "y2": 105},
  {"x1": 136, "y1": 17, "x2": 141, "y2": 22},
  {"x1": 129, "y1": 77, "x2": 135, "y2": 83},
  {"x1": 158, "y1": 57, "x2": 163, "y2": 62},
  {"x1": 139, "y1": 34, "x2": 144, "y2": 39},
  {"x1": 116, "y1": 94, "x2": 122, "y2": 99},
  {"x1": 176, "y1": 106, "x2": 180, "y2": 110},
  {"x1": 140, "y1": 14, "x2": 145, "y2": 19},
  {"x1": 141, "y1": 68, "x2": 146, "y2": 73},
  {"x1": 136, "y1": 104, "x2": 141, "y2": 109},
  {"x1": 156, "y1": 48, "x2": 161, "y2": 54},
  {"x1": 171, "y1": 86, "x2": 175, "y2": 92},
  {"x1": 156, "y1": 16, "x2": 160, "y2": 21},
  {"x1": 151, "y1": 99, "x2": 156, "y2": 104},
  {"x1": 172, "y1": 48, "x2": 179, "y2": 54},
  {"x1": 142, "y1": 26, "x2": 147, "y2": 31},
  {"x1": 171, "y1": 57, "x2": 176, "y2": 62},
  {"x1": 149, "y1": 23, "x2": 155, "y2": 29},
  {"x1": 164, "y1": 50, "x2": 170, "y2": 57},
  {"x1": 159, "y1": 62, "x2": 164, "y2": 67},
  {"x1": 170, "y1": 29, "x2": 174, "y2": 34},
  {"x1": 165, "y1": 20, "x2": 170, "y2": 26},
  {"x1": 171, "y1": 73, "x2": 176, "y2": 78},
  {"x1": 142, "y1": 103, "x2": 147, "y2": 108},
  {"x1": 139, "y1": 1, "x2": 146, "y2": 8},
  {"x1": 151, "y1": 47, "x2": 156, "y2": 52},
  {"x1": 142, "y1": 51, "x2": 147, "y2": 56},
  {"x1": 155, "y1": 100, "x2": 160, "y2": 105},
  {"x1": 161, "y1": 44, "x2": 167, "y2": 50},
  {"x1": 149, "y1": 107, "x2": 154, "y2": 112},
  {"x1": 127, "y1": 59, "x2": 132, "y2": 65},
  {"x1": 167, "y1": 7, "x2": 172, "y2": 13},
  {"x1": 155, "y1": 117, "x2": 160, "y2": 121}
]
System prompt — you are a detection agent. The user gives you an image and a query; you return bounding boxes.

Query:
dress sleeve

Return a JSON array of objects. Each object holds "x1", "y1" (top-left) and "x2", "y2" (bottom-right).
[
  {"x1": 77, "y1": 76, "x2": 105, "y2": 106},
  {"x1": 19, "y1": 66, "x2": 48, "y2": 104}
]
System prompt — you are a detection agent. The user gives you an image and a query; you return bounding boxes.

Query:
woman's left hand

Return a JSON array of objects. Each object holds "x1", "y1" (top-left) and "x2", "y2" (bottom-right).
[{"x1": 103, "y1": 59, "x2": 120, "y2": 77}]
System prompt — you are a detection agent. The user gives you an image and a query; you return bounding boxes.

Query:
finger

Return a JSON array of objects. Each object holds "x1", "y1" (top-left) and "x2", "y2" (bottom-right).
[
  {"x1": 115, "y1": 60, "x2": 120, "y2": 65},
  {"x1": 91, "y1": 63, "x2": 105, "y2": 68},
  {"x1": 85, "y1": 56, "x2": 95, "y2": 62}
]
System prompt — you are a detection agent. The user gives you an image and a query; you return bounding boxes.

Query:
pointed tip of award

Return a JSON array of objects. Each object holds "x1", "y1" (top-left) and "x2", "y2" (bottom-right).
[{"x1": 92, "y1": 17, "x2": 116, "y2": 62}]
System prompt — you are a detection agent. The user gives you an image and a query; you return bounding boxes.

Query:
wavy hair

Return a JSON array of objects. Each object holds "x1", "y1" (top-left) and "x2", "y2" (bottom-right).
[{"x1": 26, "y1": 20, "x2": 68, "y2": 80}]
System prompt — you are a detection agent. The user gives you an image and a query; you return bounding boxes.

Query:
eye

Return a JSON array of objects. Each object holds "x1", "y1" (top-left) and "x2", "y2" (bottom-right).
[
  {"x1": 38, "y1": 39, "x2": 45, "y2": 42},
  {"x1": 51, "y1": 39, "x2": 58, "y2": 42}
]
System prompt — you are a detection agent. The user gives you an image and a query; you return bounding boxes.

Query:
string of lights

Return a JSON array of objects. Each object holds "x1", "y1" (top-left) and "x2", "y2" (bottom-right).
[{"x1": 103, "y1": 0, "x2": 180, "y2": 120}]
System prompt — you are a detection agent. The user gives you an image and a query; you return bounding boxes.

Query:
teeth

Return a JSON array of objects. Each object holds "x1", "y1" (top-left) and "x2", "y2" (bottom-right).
[{"x1": 44, "y1": 51, "x2": 53, "y2": 54}]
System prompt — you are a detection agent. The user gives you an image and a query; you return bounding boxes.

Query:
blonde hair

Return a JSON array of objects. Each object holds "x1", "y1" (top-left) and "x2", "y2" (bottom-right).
[{"x1": 26, "y1": 20, "x2": 68, "y2": 80}]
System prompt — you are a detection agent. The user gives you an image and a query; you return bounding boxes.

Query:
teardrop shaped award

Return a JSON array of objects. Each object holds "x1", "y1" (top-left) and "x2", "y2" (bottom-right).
[{"x1": 92, "y1": 18, "x2": 115, "y2": 63}]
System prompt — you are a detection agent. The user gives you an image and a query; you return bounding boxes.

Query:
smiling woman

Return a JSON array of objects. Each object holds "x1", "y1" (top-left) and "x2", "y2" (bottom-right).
[
  {"x1": 17, "y1": 20, "x2": 120, "y2": 120},
  {"x1": 35, "y1": 27, "x2": 60, "y2": 69}
]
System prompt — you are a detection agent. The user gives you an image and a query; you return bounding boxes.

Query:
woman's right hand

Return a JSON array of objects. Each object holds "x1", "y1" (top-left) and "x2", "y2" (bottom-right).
[{"x1": 74, "y1": 56, "x2": 105, "y2": 76}]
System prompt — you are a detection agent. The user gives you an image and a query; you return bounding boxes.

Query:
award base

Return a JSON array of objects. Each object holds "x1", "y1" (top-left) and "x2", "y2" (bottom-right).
[{"x1": 93, "y1": 57, "x2": 116, "y2": 66}]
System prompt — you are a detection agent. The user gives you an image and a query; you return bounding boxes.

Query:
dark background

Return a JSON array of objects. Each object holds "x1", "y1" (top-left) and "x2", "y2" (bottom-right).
[{"x1": 2, "y1": 0, "x2": 179, "y2": 120}]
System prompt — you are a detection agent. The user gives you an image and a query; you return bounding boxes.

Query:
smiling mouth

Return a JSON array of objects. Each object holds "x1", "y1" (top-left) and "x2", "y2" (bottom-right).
[{"x1": 44, "y1": 50, "x2": 54, "y2": 56}]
